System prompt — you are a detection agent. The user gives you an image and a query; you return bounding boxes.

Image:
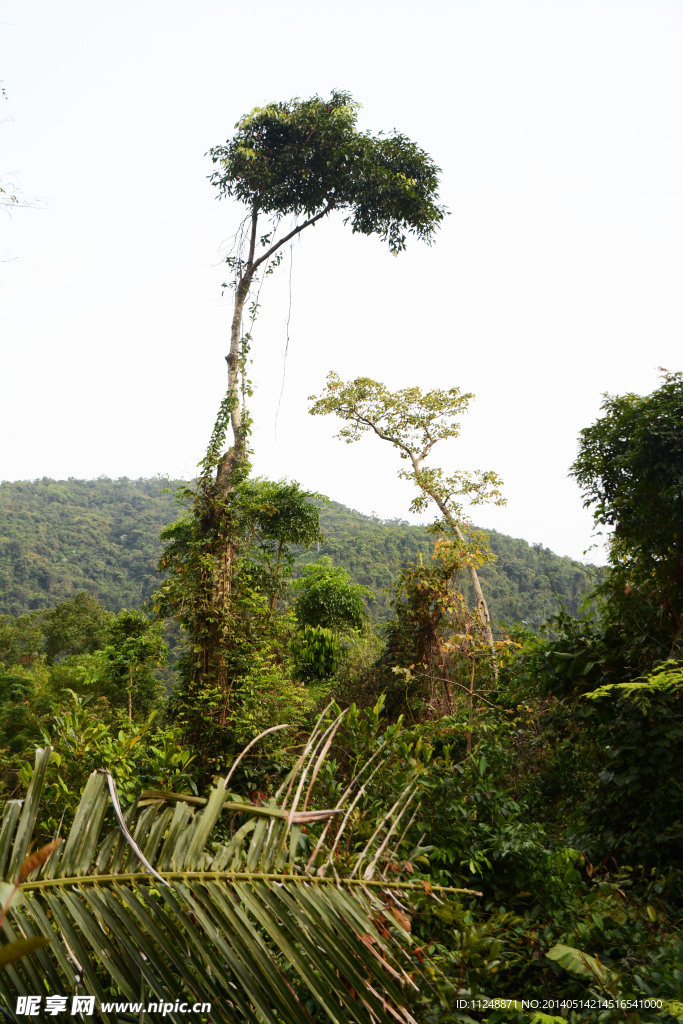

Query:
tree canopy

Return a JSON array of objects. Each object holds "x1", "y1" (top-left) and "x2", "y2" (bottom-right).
[
  {"x1": 309, "y1": 373, "x2": 504, "y2": 524},
  {"x1": 209, "y1": 90, "x2": 446, "y2": 255},
  {"x1": 293, "y1": 556, "x2": 369, "y2": 633}
]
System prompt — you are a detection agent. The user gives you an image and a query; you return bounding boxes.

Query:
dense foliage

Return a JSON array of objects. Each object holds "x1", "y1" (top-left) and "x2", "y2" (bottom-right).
[
  {"x1": 571, "y1": 369, "x2": 683, "y2": 672},
  {"x1": 293, "y1": 556, "x2": 369, "y2": 632},
  {"x1": 209, "y1": 90, "x2": 445, "y2": 256},
  {"x1": 0, "y1": 478, "x2": 598, "y2": 624},
  {"x1": 3, "y1": 374, "x2": 680, "y2": 1019},
  {"x1": 0, "y1": 477, "x2": 176, "y2": 613}
]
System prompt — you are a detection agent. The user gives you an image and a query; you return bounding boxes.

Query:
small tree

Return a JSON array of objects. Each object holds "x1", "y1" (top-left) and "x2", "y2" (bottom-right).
[
  {"x1": 293, "y1": 556, "x2": 369, "y2": 632},
  {"x1": 309, "y1": 374, "x2": 504, "y2": 675},
  {"x1": 291, "y1": 557, "x2": 370, "y2": 681},
  {"x1": 98, "y1": 609, "x2": 167, "y2": 720},
  {"x1": 384, "y1": 535, "x2": 490, "y2": 730},
  {"x1": 43, "y1": 594, "x2": 113, "y2": 665}
]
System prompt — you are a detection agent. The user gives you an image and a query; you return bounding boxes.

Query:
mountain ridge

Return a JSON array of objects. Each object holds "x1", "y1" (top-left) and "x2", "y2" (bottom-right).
[{"x1": 0, "y1": 477, "x2": 600, "y2": 624}]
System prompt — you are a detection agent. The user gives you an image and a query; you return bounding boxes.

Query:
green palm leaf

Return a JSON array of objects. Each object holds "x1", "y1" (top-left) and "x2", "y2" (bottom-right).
[{"x1": 0, "y1": 720, "x2": 476, "y2": 1024}]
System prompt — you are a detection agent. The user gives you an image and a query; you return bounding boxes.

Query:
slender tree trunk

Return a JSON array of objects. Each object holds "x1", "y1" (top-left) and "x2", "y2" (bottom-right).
[
  {"x1": 442, "y1": 674, "x2": 454, "y2": 714},
  {"x1": 466, "y1": 658, "x2": 475, "y2": 754},
  {"x1": 215, "y1": 208, "x2": 259, "y2": 495},
  {"x1": 214, "y1": 204, "x2": 331, "y2": 496},
  {"x1": 452, "y1": 521, "x2": 498, "y2": 679},
  {"x1": 414, "y1": 459, "x2": 497, "y2": 680}
]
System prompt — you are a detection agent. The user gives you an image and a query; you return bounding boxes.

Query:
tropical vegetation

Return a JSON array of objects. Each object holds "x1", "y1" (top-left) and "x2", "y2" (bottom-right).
[
  {"x1": 0, "y1": 90, "x2": 681, "y2": 1023},
  {"x1": 0, "y1": 479, "x2": 597, "y2": 624}
]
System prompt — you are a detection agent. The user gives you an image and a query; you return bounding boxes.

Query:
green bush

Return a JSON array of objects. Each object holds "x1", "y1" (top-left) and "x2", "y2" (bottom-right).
[{"x1": 290, "y1": 624, "x2": 342, "y2": 681}]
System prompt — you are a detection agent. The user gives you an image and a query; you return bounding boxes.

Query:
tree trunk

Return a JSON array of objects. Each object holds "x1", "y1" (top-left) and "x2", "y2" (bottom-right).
[
  {"x1": 466, "y1": 658, "x2": 475, "y2": 754},
  {"x1": 421, "y1": 475, "x2": 498, "y2": 680},
  {"x1": 215, "y1": 208, "x2": 259, "y2": 494},
  {"x1": 214, "y1": 204, "x2": 331, "y2": 496},
  {"x1": 452, "y1": 522, "x2": 498, "y2": 680}
]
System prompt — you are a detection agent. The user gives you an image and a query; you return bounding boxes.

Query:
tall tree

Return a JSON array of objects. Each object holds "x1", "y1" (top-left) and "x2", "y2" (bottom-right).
[
  {"x1": 159, "y1": 91, "x2": 446, "y2": 721},
  {"x1": 570, "y1": 370, "x2": 683, "y2": 668},
  {"x1": 308, "y1": 374, "x2": 505, "y2": 675},
  {"x1": 206, "y1": 89, "x2": 446, "y2": 492}
]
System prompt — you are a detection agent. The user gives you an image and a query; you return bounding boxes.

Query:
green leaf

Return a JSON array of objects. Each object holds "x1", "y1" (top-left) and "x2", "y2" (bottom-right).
[
  {"x1": 0, "y1": 730, "x2": 472, "y2": 1023},
  {"x1": 0, "y1": 935, "x2": 52, "y2": 969},
  {"x1": 546, "y1": 943, "x2": 613, "y2": 983}
]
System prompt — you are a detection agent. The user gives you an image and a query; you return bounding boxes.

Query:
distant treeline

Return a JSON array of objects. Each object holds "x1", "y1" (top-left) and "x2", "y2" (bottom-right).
[{"x1": 0, "y1": 477, "x2": 601, "y2": 624}]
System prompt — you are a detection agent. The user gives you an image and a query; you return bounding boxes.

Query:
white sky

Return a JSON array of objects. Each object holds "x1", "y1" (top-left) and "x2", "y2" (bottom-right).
[{"x1": 2, "y1": 0, "x2": 682, "y2": 562}]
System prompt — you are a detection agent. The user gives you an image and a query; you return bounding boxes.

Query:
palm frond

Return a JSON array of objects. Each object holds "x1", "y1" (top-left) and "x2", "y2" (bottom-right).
[{"x1": 0, "y1": 719, "x2": 478, "y2": 1024}]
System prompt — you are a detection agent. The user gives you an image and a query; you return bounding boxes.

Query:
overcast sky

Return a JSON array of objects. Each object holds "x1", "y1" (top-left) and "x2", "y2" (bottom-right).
[{"x1": 2, "y1": 0, "x2": 682, "y2": 561}]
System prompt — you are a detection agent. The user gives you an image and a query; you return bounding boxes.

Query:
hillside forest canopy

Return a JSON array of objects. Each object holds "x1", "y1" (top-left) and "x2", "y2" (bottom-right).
[{"x1": 0, "y1": 91, "x2": 681, "y2": 1024}]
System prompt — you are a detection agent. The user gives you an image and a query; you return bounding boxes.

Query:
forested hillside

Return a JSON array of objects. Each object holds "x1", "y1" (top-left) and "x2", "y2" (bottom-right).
[
  {"x1": 311, "y1": 500, "x2": 598, "y2": 623},
  {"x1": 0, "y1": 476, "x2": 598, "y2": 623}
]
